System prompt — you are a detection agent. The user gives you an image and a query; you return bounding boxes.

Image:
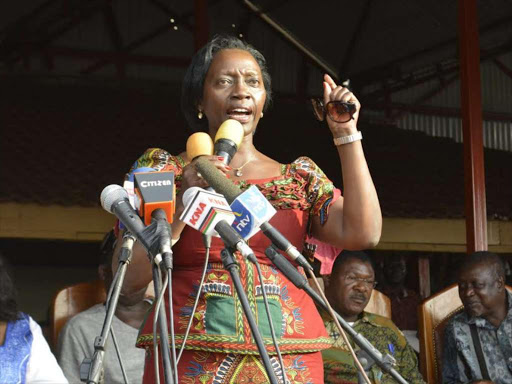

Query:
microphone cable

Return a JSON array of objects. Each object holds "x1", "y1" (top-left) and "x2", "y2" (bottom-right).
[
  {"x1": 166, "y1": 268, "x2": 178, "y2": 384},
  {"x1": 177, "y1": 245, "x2": 210, "y2": 363},
  {"x1": 252, "y1": 259, "x2": 288, "y2": 384}
]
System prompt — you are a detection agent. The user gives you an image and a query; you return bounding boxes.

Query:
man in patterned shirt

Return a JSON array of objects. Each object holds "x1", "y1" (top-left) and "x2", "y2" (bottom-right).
[
  {"x1": 442, "y1": 251, "x2": 512, "y2": 384},
  {"x1": 322, "y1": 251, "x2": 425, "y2": 383}
]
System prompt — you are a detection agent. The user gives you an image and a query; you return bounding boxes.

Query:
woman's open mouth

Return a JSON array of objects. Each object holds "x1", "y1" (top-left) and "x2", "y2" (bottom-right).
[{"x1": 227, "y1": 108, "x2": 252, "y2": 123}]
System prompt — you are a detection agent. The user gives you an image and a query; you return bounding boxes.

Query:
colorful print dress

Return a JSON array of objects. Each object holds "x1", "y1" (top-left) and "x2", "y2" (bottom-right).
[{"x1": 129, "y1": 148, "x2": 337, "y2": 383}]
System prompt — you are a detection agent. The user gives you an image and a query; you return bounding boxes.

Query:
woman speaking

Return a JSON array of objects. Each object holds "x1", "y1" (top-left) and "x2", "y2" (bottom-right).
[{"x1": 114, "y1": 34, "x2": 381, "y2": 383}]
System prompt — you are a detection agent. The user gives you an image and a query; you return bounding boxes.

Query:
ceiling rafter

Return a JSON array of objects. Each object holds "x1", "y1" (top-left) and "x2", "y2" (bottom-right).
[
  {"x1": 390, "y1": 73, "x2": 458, "y2": 120},
  {"x1": 79, "y1": 0, "x2": 205, "y2": 74},
  {"x1": 145, "y1": 0, "x2": 195, "y2": 32},
  {"x1": 492, "y1": 58, "x2": 512, "y2": 80},
  {"x1": 339, "y1": 0, "x2": 373, "y2": 78},
  {"x1": 32, "y1": 45, "x2": 190, "y2": 67},
  {"x1": 0, "y1": 0, "x2": 57, "y2": 36},
  {"x1": 102, "y1": 2, "x2": 125, "y2": 76},
  {"x1": 361, "y1": 36, "x2": 512, "y2": 102},
  {"x1": 365, "y1": 101, "x2": 512, "y2": 122},
  {"x1": 3, "y1": 0, "x2": 110, "y2": 66},
  {"x1": 351, "y1": 12, "x2": 512, "y2": 87}
]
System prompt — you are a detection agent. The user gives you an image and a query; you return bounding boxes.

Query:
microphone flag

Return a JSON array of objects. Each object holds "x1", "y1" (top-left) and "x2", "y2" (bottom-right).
[
  {"x1": 180, "y1": 188, "x2": 235, "y2": 237},
  {"x1": 123, "y1": 167, "x2": 156, "y2": 209},
  {"x1": 134, "y1": 171, "x2": 175, "y2": 226},
  {"x1": 230, "y1": 186, "x2": 276, "y2": 239}
]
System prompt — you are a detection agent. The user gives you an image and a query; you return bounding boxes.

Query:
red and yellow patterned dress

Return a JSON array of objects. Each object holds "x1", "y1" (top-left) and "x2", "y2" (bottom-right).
[{"x1": 129, "y1": 148, "x2": 337, "y2": 383}]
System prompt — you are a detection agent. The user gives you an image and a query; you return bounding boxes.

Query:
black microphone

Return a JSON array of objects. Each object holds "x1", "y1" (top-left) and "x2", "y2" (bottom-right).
[
  {"x1": 195, "y1": 157, "x2": 313, "y2": 271},
  {"x1": 214, "y1": 220, "x2": 256, "y2": 263}
]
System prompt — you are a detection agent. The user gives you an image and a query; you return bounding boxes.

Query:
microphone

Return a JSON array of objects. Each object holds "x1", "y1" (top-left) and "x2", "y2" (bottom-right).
[
  {"x1": 214, "y1": 119, "x2": 244, "y2": 165},
  {"x1": 214, "y1": 220, "x2": 256, "y2": 262},
  {"x1": 179, "y1": 187, "x2": 255, "y2": 261},
  {"x1": 180, "y1": 187, "x2": 235, "y2": 237},
  {"x1": 185, "y1": 132, "x2": 216, "y2": 248},
  {"x1": 230, "y1": 185, "x2": 276, "y2": 239},
  {"x1": 101, "y1": 185, "x2": 172, "y2": 266},
  {"x1": 100, "y1": 185, "x2": 149, "y2": 252},
  {"x1": 133, "y1": 170, "x2": 175, "y2": 226},
  {"x1": 195, "y1": 157, "x2": 314, "y2": 271},
  {"x1": 186, "y1": 132, "x2": 214, "y2": 160}
]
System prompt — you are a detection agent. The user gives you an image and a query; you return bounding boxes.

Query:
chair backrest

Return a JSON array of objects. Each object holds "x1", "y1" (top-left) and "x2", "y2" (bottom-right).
[
  {"x1": 418, "y1": 283, "x2": 512, "y2": 384},
  {"x1": 365, "y1": 289, "x2": 392, "y2": 319},
  {"x1": 50, "y1": 279, "x2": 106, "y2": 349}
]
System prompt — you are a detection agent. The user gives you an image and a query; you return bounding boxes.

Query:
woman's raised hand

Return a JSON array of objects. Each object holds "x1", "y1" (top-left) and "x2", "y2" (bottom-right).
[{"x1": 323, "y1": 73, "x2": 361, "y2": 136}]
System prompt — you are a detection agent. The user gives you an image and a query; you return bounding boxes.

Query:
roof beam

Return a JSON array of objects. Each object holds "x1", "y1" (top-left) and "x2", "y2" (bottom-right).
[
  {"x1": 390, "y1": 73, "x2": 458, "y2": 120},
  {"x1": 102, "y1": 2, "x2": 125, "y2": 76},
  {"x1": 34, "y1": 45, "x2": 190, "y2": 67},
  {"x1": 0, "y1": 0, "x2": 57, "y2": 35},
  {"x1": 242, "y1": 0, "x2": 339, "y2": 80},
  {"x1": 492, "y1": 58, "x2": 512, "y2": 80},
  {"x1": 3, "y1": 1, "x2": 107, "y2": 66},
  {"x1": 339, "y1": 0, "x2": 373, "y2": 78},
  {"x1": 80, "y1": 0, "x2": 200, "y2": 74},
  {"x1": 352, "y1": 12, "x2": 512, "y2": 87},
  {"x1": 362, "y1": 36, "x2": 512, "y2": 101},
  {"x1": 145, "y1": 0, "x2": 195, "y2": 32},
  {"x1": 365, "y1": 101, "x2": 512, "y2": 122},
  {"x1": 194, "y1": 0, "x2": 209, "y2": 51}
]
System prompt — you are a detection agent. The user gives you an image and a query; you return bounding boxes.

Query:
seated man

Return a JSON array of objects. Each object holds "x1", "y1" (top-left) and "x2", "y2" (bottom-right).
[
  {"x1": 442, "y1": 251, "x2": 512, "y2": 384},
  {"x1": 322, "y1": 250, "x2": 425, "y2": 383},
  {"x1": 58, "y1": 230, "x2": 152, "y2": 384}
]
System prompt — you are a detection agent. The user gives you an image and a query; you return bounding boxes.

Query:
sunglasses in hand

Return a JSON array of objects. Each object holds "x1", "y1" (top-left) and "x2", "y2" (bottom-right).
[{"x1": 310, "y1": 98, "x2": 356, "y2": 123}]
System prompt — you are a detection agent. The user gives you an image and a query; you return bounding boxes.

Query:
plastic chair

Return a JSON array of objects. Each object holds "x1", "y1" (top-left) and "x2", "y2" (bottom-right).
[
  {"x1": 49, "y1": 280, "x2": 106, "y2": 349},
  {"x1": 365, "y1": 289, "x2": 392, "y2": 319}
]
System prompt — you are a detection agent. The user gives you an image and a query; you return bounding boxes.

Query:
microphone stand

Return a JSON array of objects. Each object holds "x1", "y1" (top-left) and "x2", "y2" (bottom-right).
[
  {"x1": 264, "y1": 245, "x2": 409, "y2": 384},
  {"x1": 150, "y1": 257, "x2": 175, "y2": 384},
  {"x1": 150, "y1": 208, "x2": 177, "y2": 384},
  {"x1": 219, "y1": 248, "x2": 279, "y2": 384},
  {"x1": 356, "y1": 349, "x2": 376, "y2": 384},
  {"x1": 80, "y1": 232, "x2": 135, "y2": 384}
]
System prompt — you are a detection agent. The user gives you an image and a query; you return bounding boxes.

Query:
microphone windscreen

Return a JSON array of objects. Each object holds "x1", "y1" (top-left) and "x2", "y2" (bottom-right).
[
  {"x1": 187, "y1": 132, "x2": 214, "y2": 160},
  {"x1": 195, "y1": 157, "x2": 241, "y2": 203},
  {"x1": 214, "y1": 119, "x2": 244, "y2": 148},
  {"x1": 182, "y1": 186, "x2": 202, "y2": 207},
  {"x1": 101, "y1": 184, "x2": 128, "y2": 213}
]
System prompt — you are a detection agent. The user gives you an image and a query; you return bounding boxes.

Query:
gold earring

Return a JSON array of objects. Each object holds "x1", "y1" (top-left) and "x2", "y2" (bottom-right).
[
  {"x1": 260, "y1": 112, "x2": 264, "y2": 118},
  {"x1": 198, "y1": 110, "x2": 203, "y2": 119}
]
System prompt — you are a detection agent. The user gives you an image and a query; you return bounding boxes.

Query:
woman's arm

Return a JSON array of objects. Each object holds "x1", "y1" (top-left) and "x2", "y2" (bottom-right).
[{"x1": 311, "y1": 74, "x2": 381, "y2": 250}]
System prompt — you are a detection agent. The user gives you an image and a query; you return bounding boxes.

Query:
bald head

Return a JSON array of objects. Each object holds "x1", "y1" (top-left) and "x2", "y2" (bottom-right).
[{"x1": 457, "y1": 251, "x2": 508, "y2": 326}]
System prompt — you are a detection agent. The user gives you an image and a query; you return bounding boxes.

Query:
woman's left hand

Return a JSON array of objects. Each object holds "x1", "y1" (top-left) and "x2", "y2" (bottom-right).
[{"x1": 323, "y1": 73, "x2": 360, "y2": 136}]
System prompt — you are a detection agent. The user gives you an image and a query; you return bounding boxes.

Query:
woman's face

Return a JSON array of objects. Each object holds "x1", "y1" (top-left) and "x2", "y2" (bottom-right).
[{"x1": 200, "y1": 49, "x2": 267, "y2": 137}]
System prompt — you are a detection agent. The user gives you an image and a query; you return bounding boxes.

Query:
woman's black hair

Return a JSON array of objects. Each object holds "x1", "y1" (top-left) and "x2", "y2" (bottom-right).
[
  {"x1": 181, "y1": 34, "x2": 273, "y2": 132},
  {"x1": 0, "y1": 253, "x2": 20, "y2": 322}
]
